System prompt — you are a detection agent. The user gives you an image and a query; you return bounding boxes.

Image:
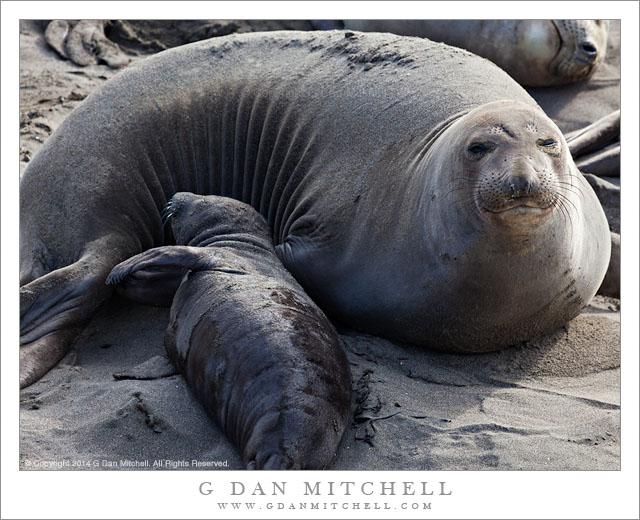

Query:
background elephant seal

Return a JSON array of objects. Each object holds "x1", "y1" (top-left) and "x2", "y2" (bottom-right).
[
  {"x1": 20, "y1": 30, "x2": 610, "y2": 388},
  {"x1": 107, "y1": 193, "x2": 351, "y2": 470},
  {"x1": 44, "y1": 20, "x2": 130, "y2": 68},
  {"x1": 337, "y1": 20, "x2": 609, "y2": 87}
]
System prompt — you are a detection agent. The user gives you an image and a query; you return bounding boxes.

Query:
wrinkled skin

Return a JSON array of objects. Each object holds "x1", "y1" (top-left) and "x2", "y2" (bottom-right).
[
  {"x1": 107, "y1": 194, "x2": 351, "y2": 470},
  {"x1": 20, "y1": 31, "x2": 610, "y2": 389}
]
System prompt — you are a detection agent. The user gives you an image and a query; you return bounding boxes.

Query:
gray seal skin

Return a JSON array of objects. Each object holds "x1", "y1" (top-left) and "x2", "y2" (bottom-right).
[
  {"x1": 343, "y1": 20, "x2": 609, "y2": 87},
  {"x1": 19, "y1": 30, "x2": 611, "y2": 388},
  {"x1": 106, "y1": 193, "x2": 352, "y2": 470}
]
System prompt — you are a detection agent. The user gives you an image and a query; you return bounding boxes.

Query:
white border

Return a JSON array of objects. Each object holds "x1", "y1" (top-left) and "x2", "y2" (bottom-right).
[{"x1": 2, "y1": 2, "x2": 638, "y2": 519}]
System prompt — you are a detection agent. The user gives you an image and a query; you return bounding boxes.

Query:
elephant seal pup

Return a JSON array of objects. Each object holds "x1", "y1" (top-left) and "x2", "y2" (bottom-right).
[
  {"x1": 107, "y1": 193, "x2": 352, "y2": 470},
  {"x1": 341, "y1": 20, "x2": 609, "y2": 87},
  {"x1": 20, "y1": 30, "x2": 611, "y2": 387}
]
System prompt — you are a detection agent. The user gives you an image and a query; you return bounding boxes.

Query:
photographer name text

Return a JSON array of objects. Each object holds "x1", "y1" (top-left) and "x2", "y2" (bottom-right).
[{"x1": 199, "y1": 480, "x2": 452, "y2": 497}]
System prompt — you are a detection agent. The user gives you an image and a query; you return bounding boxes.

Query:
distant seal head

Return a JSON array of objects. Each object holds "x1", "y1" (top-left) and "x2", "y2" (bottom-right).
[
  {"x1": 20, "y1": 31, "x2": 611, "y2": 389},
  {"x1": 108, "y1": 193, "x2": 352, "y2": 469},
  {"x1": 342, "y1": 20, "x2": 609, "y2": 86}
]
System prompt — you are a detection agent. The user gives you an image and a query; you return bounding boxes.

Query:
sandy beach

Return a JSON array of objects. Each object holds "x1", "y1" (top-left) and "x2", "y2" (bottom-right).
[{"x1": 18, "y1": 20, "x2": 621, "y2": 472}]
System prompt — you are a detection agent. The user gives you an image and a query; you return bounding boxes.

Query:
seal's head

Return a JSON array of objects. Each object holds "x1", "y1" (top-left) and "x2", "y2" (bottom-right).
[
  {"x1": 433, "y1": 100, "x2": 578, "y2": 237},
  {"x1": 514, "y1": 19, "x2": 608, "y2": 86},
  {"x1": 462, "y1": 101, "x2": 572, "y2": 233},
  {"x1": 162, "y1": 192, "x2": 272, "y2": 248},
  {"x1": 550, "y1": 19, "x2": 609, "y2": 83}
]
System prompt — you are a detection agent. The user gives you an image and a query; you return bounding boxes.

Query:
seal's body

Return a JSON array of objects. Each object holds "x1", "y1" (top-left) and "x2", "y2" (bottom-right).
[
  {"x1": 107, "y1": 194, "x2": 351, "y2": 470},
  {"x1": 343, "y1": 20, "x2": 609, "y2": 87},
  {"x1": 20, "y1": 31, "x2": 611, "y2": 388}
]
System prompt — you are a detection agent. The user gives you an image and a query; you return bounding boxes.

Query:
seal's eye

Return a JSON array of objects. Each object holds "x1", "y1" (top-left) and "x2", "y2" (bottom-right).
[
  {"x1": 467, "y1": 143, "x2": 488, "y2": 157},
  {"x1": 538, "y1": 138, "x2": 557, "y2": 147}
]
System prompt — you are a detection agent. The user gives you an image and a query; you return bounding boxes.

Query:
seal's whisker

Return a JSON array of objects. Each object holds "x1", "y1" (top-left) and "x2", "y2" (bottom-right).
[
  {"x1": 552, "y1": 199, "x2": 570, "y2": 236},
  {"x1": 443, "y1": 185, "x2": 473, "y2": 198},
  {"x1": 554, "y1": 191, "x2": 580, "y2": 216},
  {"x1": 552, "y1": 194, "x2": 576, "y2": 240},
  {"x1": 161, "y1": 210, "x2": 175, "y2": 228},
  {"x1": 161, "y1": 201, "x2": 174, "y2": 218},
  {"x1": 555, "y1": 181, "x2": 585, "y2": 200},
  {"x1": 450, "y1": 197, "x2": 478, "y2": 209},
  {"x1": 449, "y1": 194, "x2": 477, "y2": 207}
]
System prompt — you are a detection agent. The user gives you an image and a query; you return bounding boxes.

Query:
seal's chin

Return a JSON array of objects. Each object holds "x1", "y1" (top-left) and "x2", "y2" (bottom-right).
[{"x1": 554, "y1": 54, "x2": 595, "y2": 82}]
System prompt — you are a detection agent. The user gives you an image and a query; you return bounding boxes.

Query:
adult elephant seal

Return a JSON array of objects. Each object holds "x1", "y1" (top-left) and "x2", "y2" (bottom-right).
[
  {"x1": 44, "y1": 19, "x2": 130, "y2": 68},
  {"x1": 19, "y1": 30, "x2": 611, "y2": 388},
  {"x1": 107, "y1": 193, "x2": 351, "y2": 470},
  {"x1": 340, "y1": 20, "x2": 609, "y2": 87}
]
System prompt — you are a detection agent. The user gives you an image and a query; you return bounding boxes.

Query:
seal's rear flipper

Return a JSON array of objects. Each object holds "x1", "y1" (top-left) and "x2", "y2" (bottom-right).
[
  {"x1": 574, "y1": 142, "x2": 620, "y2": 177},
  {"x1": 566, "y1": 110, "x2": 620, "y2": 177},
  {"x1": 20, "y1": 327, "x2": 82, "y2": 389},
  {"x1": 106, "y1": 246, "x2": 219, "y2": 305},
  {"x1": 20, "y1": 255, "x2": 113, "y2": 388},
  {"x1": 566, "y1": 110, "x2": 619, "y2": 156}
]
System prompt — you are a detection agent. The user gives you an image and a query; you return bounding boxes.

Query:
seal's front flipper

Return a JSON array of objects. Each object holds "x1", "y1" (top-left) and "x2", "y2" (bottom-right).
[
  {"x1": 566, "y1": 110, "x2": 619, "y2": 156},
  {"x1": 106, "y1": 246, "x2": 218, "y2": 306},
  {"x1": 566, "y1": 110, "x2": 620, "y2": 177},
  {"x1": 574, "y1": 142, "x2": 620, "y2": 177},
  {"x1": 44, "y1": 20, "x2": 129, "y2": 69},
  {"x1": 20, "y1": 255, "x2": 113, "y2": 388}
]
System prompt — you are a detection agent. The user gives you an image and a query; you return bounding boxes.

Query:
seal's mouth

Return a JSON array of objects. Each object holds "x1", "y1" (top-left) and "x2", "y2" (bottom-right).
[
  {"x1": 487, "y1": 198, "x2": 554, "y2": 214},
  {"x1": 482, "y1": 199, "x2": 554, "y2": 227}
]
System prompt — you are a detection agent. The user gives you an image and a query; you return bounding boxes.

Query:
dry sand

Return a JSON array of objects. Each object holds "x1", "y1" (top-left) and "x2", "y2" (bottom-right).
[{"x1": 19, "y1": 20, "x2": 620, "y2": 471}]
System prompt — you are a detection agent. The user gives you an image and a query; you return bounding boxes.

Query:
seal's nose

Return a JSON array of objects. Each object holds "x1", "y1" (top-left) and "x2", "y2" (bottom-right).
[
  {"x1": 579, "y1": 41, "x2": 598, "y2": 62},
  {"x1": 508, "y1": 175, "x2": 532, "y2": 198}
]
